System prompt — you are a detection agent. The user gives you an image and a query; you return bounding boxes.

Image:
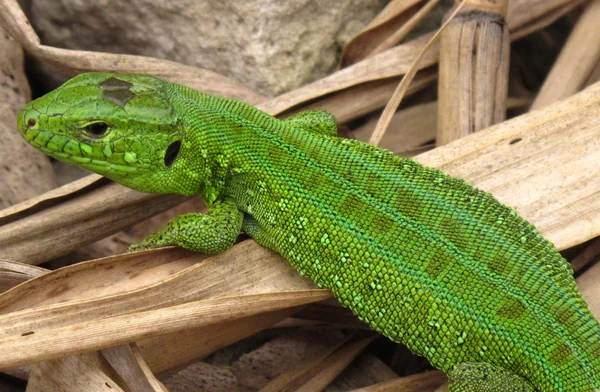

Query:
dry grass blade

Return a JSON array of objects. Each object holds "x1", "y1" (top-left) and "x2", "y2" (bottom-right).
[
  {"x1": 353, "y1": 102, "x2": 437, "y2": 154},
  {"x1": 507, "y1": 0, "x2": 586, "y2": 33},
  {"x1": 572, "y1": 237, "x2": 600, "y2": 273},
  {"x1": 339, "y1": 0, "x2": 436, "y2": 67},
  {"x1": 295, "y1": 334, "x2": 378, "y2": 392},
  {"x1": 0, "y1": 290, "x2": 330, "y2": 369},
  {"x1": 101, "y1": 344, "x2": 167, "y2": 392},
  {"x1": 0, "y1": 174, "x2": 104, "y2": 225},
  {"x1": 0, "y1": 0, "x2": 264, "y2": 103},
  {"x1": 26, "y1": 354, "x2": 124, "y2": 392},
  {"x1": 348, "y1": 370, "x2": 446, "y2": 392},
  {"x1": 139, "y1": 309, "x2": 302, "y2": 376},
  {"x1": 290, "y1": 70, "x2": 438, "y2": 124},
  {"x1": 578, "y1": 260, "x2": 600, "y2": 320},
  {"x1": 369, "y1": 0, "x2": 441, "y2": 58},
  {"x1": 352, "y1": 97, "x2": 530, "y2": 156},
  {"x1": 0, "y1": 242, "x2": 328, "y2": 370},
  {"x1": 259, "y1": 333, "x2": 354, "y2": 392},
  {"x1": 369, "y1": 1, "x2": 467, "y2": 146},
  {"x1": 0, "y1": 181, "x2": 187, "y2": 264},
  {"x1": 0, "y1": 259, "x2": 47, "y2": 294},
  {"x1": 294, "y1": 302, "x2": 370, "y2": 330},
  {"x1": 510, "y1": 0, "x2": 588, "y2": 40},
  {"x1": 0, "y1": 242, "x2": 318, "y2": 322},
  {"x1": 531, "y1": 0, "x2": 600, "y2": 110}
]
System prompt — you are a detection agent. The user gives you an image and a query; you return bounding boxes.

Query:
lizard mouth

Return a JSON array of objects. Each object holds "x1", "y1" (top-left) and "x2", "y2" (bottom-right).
[{"x1": 21, "y1": 126, "x2": 138, "y2": 175}]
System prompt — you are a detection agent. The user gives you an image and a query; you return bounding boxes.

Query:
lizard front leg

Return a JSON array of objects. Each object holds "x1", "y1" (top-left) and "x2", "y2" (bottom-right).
[
  {"x1": 448, "y1": 362, "x2": 535, "y2": 391},
  {"x1": 128, "y1": 198, "x2": 243, "y2": 254}
]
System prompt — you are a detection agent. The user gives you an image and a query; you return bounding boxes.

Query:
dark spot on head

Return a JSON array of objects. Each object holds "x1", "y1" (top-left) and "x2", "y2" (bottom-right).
[
  {"x1": 84, "y1": 122, "x2": 109, "y2": 137},
  {"x1": 27, "y1": 118, "x2": 36, "y2": 128},
  {"x1": 509, "y1": 138, "x2": 522, "y2": 145},
  {"x1": 99, "y1": 77, "x2": 136, "y2": 107},
  {"x1": 164, "y1": 140, "x2": 181, "y2": 167}
]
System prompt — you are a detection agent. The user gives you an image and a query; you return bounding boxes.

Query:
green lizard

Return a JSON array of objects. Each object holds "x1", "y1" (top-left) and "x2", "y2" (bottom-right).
[{"x1": 17, "y1": 73, "x2": 600, "y2": 391}]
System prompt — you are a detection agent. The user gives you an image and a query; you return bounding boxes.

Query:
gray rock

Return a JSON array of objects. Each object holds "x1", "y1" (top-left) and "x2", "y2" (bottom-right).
[
  {"x1": 0, "y1": 27, "x2": 56, "y2": 209},
  {"x1": 30, "y1": 0, "x2": 387, "y2": 96}
]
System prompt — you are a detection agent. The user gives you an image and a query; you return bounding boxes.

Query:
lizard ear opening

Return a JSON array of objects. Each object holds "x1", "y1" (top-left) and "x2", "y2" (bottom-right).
[{"x1": 164, "y1": 140, "x2": 181, "y2": 167}]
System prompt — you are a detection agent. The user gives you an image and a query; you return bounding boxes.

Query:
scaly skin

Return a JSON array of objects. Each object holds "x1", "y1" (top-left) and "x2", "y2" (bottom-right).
[{"x1": 18, "y1": 73, "x2": 600, "y2": 391}]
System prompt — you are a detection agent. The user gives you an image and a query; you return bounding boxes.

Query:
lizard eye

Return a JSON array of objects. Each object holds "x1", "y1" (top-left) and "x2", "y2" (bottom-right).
[
  {"x1": 164, "y1": 140, "x2": 181, "y2": 167},
  {"x1": 83, "y1": 122, "x2": 109, "y2": 137}
]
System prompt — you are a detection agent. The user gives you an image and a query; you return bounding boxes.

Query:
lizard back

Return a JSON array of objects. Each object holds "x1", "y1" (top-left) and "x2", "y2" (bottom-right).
[{"x1": 179, "y1": 89, "x2": 600, "y2": 391}]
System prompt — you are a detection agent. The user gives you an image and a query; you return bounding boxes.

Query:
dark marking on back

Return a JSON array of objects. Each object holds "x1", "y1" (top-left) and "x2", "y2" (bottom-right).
[
  {"x1": 425, "y1": 257, "x2": 447, "y2": 279},
  {"x1": 372, "y1": 213, "x2": 395, "y2": 234},
  {"x1": 496, "y1": 297, "x2": 526, "y2": 319},
  {"x1": 340, "y1": 194, "x2": 362, "y2": 217},
  {"x1": 549, "y1": 343, "x2": 572, "y2": 366},
  {"x1": 487, "y1": 256, "x2": 508, "y2": 276},
  {"x1": 99, "y1": 77, "x2": 136, "y2": 107}
]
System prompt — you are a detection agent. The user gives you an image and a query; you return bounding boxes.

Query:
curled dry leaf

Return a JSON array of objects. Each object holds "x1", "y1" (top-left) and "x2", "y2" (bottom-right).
[
  {"x1": 294, "y1": 334, "x2": 378, "y2": 392},
  {"x1": 339, "y1": 0, "x2": 424, "y2": 68},
  {"x1": 0, "y1": 180, "x2": 187, "y2": 264},
  {"x1": 369, "y1": 0, "x2": 467, "y2": 146},
  {"x1": 347, "y1": 370, "x2": 447, "y2": 392},
  {"x1": 0, "y1": 259, "x2": 47, "y2": 294},
  {"x1": 0, "y1": 288, "x2": 330, "y2": 369},
  {"x1": 531, "y1": 0, "x2": 600, "y2": 110},
  {"x1": 351, "y1": 97, "x2": 531, "y2": 156},
  {"x1": 0, "y1": 241, "x2": 329, "y2": 368},
  {"x1": 259, "y1": 332, "x2": 356, "y2": 392},
  {"x1": 101, "y1": 343, "x2": 167, "y2": 392},
  {"x1": 26, "y1": 354, "x2": 124, "y2": 392}
]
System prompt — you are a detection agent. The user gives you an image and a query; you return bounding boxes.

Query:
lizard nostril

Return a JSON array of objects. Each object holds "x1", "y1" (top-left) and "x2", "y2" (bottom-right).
[{"x1": 27, "y1": 118, "x2": 37, "y2": 128}]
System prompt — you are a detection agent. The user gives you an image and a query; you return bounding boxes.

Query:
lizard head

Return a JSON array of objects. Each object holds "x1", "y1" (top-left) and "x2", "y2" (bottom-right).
[{"x1": 18, "y1": 72, "x2": 200, "y2": 195}]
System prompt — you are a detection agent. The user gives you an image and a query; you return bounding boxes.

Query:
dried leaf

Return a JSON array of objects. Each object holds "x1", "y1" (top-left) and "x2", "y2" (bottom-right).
[
  {"x1": 0, "y1": 241, "x2": 329, "y2": 368},
  {"x1": 369, "y1": 0, "x2": 467, "y2": 146},
  {"x1": 348, "y1": 371, "x2": 446, "y2": 392},
  {"x1": 531, "y1": 0, "x2": 600, "y2": 110},
  {"x1": 0, "y1": 182, "x2": 187, "y2": 264},
  {"x1": 339, "y1": 0, "x2": 423, "y2": 67},
  {"x1": 295, "y1": 334, "x2": 377, "y2": 392},
  {"x1": 259, "y1": 333, "x2": 354, "y2": 392},
  {"x1": 0, "y1": 290, "x2": 329, "y2": 368},
  {"x1": 101, "y1": 343, "x2": 167, "y2": 392},
  {"x1": 26, "y1": 354, "x2": 124, "y2": 392}
]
